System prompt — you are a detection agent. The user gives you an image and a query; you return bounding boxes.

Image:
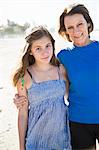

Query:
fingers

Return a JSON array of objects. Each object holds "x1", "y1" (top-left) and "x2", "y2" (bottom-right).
[
  {"x1": 15, "y1": 103, "x2": 25, "y2": 110},
  {"x1": 14, "y1": 100, "x2": 27, "y2": 110},
  {"x1": 13, "y1": 94, "x2": 27, "y2": 110},
  {"x1": 15, "y1": 94, "x2": 19, "y2": 98},
  {"x1": 13, "y1": 96, "x2": 27, "y2": 104}
]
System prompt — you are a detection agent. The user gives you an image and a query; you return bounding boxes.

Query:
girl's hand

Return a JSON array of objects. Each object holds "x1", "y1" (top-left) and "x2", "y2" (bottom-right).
[{"x1": 13, "y1": 94, "x2": 27, "y2": 109}]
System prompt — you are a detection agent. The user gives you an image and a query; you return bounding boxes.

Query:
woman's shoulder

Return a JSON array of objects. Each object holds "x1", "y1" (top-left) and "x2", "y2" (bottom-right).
[
  {"x1": 89, "y1": 40, "x2": 99, "y2": 49},
  {"x1": 94, "y1": 40, "x2": 99, "y2": 45},
  {"x1": 57, "y1": 46, "x2": 74, "y2": 57},
  {"x1": 58, "y1": 48, "x2": 70, "y2": 54}
]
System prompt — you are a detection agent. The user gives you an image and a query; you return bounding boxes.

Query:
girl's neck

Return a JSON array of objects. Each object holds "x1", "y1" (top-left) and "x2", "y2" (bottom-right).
[{"x1": 33, "y1": 63, "x2": 53, "y2": 72}]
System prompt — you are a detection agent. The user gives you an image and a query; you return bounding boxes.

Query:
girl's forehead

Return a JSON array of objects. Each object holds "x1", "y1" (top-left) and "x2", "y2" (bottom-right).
[{"x1": 32, "y1": 36, "x2": 51, "y2": 46}]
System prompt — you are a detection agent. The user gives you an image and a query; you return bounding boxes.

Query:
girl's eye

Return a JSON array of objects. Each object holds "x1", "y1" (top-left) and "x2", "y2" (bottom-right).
[
  {"x1": 36, "y1": 47, "x2": 40, "y2": 51},
  {"x1": 46, "y1": 44, "x2": 52, "y2": 48}
]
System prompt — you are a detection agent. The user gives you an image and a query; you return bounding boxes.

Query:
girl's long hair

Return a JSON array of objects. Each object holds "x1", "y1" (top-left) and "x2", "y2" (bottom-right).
[{"x1": 13, "y1": 26, "x2": 60, "y2": 86}]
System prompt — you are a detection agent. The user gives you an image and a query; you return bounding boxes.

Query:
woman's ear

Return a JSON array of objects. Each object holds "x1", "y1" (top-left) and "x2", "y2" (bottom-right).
[
  {"x1": 87, "y1": 23, "x2": 92, "y2": 32},
  {"x1": 88, "y1": 23, "x2": 91, "y2": 27}
]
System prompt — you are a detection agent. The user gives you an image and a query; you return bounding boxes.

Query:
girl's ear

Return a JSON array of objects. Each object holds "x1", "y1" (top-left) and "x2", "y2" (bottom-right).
[{"x1": 29, "y1": 51, "x2": 32, "y2": 55}]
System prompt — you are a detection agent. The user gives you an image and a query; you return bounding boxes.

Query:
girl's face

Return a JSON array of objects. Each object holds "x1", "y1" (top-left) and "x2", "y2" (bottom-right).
[
  {"x1": 31, "y1": 36, "x2": 53, "y2": 64},
  {"x1": 64, "y1": 14, "x2": 90, "y2": 46}
]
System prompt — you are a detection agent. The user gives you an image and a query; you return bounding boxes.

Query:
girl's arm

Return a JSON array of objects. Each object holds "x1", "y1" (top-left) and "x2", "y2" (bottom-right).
[
  {"x1": 59, "y1": 64, "x2": 70, "y2": 100},
  {"x1": 17, "y1": 78, "x2": 28, "y2": 150}
]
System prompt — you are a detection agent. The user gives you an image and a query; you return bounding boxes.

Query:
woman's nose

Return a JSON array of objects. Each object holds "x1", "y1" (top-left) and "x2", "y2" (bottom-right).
[{"x1": 73, "y1": 27, "x2": 80, "y2": 35}]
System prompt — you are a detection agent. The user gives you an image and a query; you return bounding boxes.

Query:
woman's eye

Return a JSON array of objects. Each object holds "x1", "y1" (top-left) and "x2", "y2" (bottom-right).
[
  {"x1": 68, "y1": 26, "x2": 73, "y2": 30},
  {"x1": 78, "y1": 23, "x2": 83, "y2": 27},
  {"x1": 67, "y1": 27, "x2": 74, "y2": 33}
]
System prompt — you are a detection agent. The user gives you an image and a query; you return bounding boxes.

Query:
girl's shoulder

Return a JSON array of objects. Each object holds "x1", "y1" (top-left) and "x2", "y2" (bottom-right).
[
  {"x1": 59, "y1": 64, "x2": 67, "y2": 80},
  {"x1": 59, "y1": 64, "x2": 66, "y2": 73},
  {"x1": 20, "y1": 65, "x2": 33, "y2": 89},
  {"x1": 25, "y1": 65, "x2": 33, "y2": 78}
]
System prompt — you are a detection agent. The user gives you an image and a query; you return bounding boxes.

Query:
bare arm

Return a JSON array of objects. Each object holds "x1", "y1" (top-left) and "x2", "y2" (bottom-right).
[
  {"x1": 59, "y1": 64, "x2": 70, "y2": 100},
  {"x1": 13, "y1": 70, "x2": 31, "y2": 109},
  {"x1": 17, "y1": 79, "x2": 28, "y2": 150}
]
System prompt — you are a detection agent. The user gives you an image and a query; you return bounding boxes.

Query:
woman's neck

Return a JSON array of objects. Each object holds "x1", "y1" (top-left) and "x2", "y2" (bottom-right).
[{"x1": 74, "y1": 38, "x2": 92, "y2": 47}]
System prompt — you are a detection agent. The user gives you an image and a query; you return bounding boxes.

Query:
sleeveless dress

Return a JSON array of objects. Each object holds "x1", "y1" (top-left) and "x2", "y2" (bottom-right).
[{"x1": 25, "y1": 68, "x2": 71, "y2": 150}]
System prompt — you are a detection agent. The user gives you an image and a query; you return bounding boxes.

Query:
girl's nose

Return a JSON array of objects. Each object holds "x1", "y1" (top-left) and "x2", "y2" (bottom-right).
[{"x1": 41, "y1": 48, "x2": 49, "y2": 55}]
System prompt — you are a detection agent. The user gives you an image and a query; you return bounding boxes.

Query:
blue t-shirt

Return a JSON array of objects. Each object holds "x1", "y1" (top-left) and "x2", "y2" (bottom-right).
[{"x1": 57, "y1": 41, "x2": 99, "y2": 123}]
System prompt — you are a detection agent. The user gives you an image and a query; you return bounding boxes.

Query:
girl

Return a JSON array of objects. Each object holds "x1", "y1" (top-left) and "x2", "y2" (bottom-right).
[{"x1": 13, "y1": 26, "x2": 71, "y2": 150}]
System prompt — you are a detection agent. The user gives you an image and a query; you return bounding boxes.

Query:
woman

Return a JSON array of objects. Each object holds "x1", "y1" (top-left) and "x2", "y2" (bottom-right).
[
  {"x1": 13, "y1": 26, "x2": 71, "y2": 150},
  {"x1": 58, "y1": 3, "x2": 99, "y2": 150}
]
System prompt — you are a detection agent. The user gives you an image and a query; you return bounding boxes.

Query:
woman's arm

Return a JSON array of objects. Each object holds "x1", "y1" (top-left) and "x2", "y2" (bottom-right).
[{"x1": 17, "y1": 78, "x2": 28, "y2": 150}]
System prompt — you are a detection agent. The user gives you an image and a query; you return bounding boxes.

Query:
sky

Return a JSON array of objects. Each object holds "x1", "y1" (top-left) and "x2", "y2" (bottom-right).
[{"x1": 0, "y1": 0, "x2": 99, "y2": 30}]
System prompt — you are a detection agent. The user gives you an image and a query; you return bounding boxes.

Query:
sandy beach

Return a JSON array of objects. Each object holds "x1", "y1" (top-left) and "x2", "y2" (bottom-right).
[{"x1": 0, "y1": 38, "x2": 24, "y2": 150}]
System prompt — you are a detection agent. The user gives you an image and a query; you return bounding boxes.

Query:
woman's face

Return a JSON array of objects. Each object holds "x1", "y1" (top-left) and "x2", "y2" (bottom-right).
[
  {"x1": 31, "y1": 36, "x2": 53, "y2": 65},
  {"x1": 64, "y1": 14, "x2": 90, "y2": 46}
]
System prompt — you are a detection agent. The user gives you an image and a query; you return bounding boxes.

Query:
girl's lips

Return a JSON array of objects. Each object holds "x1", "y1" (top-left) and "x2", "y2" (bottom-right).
[{"x1": 42, "y1": 56, "x2": 49, "y2": 59}]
